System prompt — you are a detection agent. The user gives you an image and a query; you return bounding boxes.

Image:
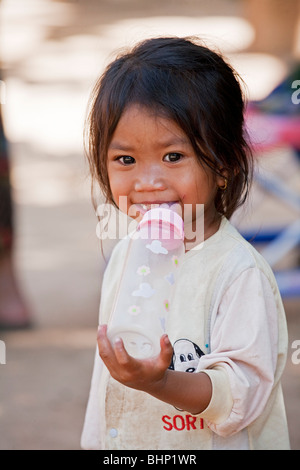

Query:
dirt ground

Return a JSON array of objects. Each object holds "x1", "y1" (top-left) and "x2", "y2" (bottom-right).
[{"x1": 0, "y1": 0, "x2": 299, "y2": 450}]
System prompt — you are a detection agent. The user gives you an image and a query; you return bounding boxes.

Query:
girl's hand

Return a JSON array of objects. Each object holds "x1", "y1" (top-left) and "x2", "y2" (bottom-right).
[{"x1": 97, "y1": 324, "x2": 174, "y2": 394}]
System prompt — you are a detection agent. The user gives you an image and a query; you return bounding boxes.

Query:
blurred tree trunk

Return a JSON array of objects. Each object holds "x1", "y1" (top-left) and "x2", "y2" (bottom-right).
[{"x1": 242, "y1": 0, "x2": 300, "y2": 61}]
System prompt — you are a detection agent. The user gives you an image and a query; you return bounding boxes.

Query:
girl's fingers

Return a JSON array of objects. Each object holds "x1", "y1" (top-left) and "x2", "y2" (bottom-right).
[
  {"x1": 158, "y1": 334, "x2": 173, "y2": 368},
  {"x1": 113, "y1": 336, "x2": 131, "y2": 365},
  {"x1": 97, "y1": 323, "x2": 107, "y2": 340},
  {"x1": 97, "y1": 326, "x2": 132, "y2": 370},
  {"x1": 97, "y1": 324, "x2": 115, "y2": 362},
  {"x1": 97, "y1": 327, "x2": 172, "y2": 390}
]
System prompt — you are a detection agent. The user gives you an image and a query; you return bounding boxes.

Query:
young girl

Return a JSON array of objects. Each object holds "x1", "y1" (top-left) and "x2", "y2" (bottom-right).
[{"x1": 81, "y1": 37, "x2": 290, "y2": 450}]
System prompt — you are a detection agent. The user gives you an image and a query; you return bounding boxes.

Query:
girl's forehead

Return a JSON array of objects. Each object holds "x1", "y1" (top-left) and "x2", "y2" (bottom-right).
[
  {"x1": 110, "y1": 105, "x2": 192, "y2": 150},
  {"x1": 113, "y1": 104, "x2": 189, "y2": 139},
  {"x1": 119, "y1": 103, "x2": 172, "y2": 123}
]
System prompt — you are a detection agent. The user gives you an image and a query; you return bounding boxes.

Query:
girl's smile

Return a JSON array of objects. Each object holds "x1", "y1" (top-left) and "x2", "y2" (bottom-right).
[{"x1": 107, "y1": 104, "x2": 224, "y2": 241}]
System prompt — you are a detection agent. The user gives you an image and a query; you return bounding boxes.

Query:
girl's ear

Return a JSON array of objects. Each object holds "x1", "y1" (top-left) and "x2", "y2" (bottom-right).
[{"x1": 216, "y1": 167, "x2": 229, "y2": 190}]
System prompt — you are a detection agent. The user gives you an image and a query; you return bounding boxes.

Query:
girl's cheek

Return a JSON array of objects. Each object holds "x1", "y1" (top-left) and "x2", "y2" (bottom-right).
[
  {"x1": 117, "y1": 196, "x2": 128, "y2": 214},
  {"x1": 114, "y1": 196, "x2": 142, "y2": 221}
]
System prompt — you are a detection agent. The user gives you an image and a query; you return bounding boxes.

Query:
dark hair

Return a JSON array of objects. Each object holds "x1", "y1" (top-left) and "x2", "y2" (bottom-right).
[{"x1": 85, "y1": 36, "x2": 253, "y2": 219}]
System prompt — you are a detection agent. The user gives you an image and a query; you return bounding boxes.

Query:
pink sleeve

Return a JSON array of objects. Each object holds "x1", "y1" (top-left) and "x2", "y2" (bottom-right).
[{"x1": 197, "y1": 267, "x2": 278, "y2": 437}]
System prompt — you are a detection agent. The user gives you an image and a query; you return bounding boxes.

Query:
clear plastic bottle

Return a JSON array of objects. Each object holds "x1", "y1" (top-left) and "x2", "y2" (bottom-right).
[{"x1": 107, "y1": 207, "x2": 184, "y2": 359}]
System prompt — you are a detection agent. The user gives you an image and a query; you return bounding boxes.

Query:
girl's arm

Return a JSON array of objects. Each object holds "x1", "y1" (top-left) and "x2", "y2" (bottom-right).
[{"x1": 97, "y1": 324, "x2": 212, "y2": 415}]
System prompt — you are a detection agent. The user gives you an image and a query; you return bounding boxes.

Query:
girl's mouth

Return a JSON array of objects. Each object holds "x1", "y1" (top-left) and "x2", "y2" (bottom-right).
[{"x1": 133, "y1": 201, "x2": 179, "y2": 216}]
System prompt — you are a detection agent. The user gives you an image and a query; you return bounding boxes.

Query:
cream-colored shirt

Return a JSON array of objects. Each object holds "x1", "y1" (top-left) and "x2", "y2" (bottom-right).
[{"x1": 81, "y1": 218, "x2": 290, "y2": 450}]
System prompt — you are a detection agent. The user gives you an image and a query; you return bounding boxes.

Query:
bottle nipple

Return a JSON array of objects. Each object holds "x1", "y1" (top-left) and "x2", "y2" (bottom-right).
[{"x1": 138, "y1": 208, "x2": 184, "y2": 250}]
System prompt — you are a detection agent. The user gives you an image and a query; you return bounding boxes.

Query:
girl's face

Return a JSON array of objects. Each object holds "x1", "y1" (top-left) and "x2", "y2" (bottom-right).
[{"x1": 107, "y1": 104, "x2": 224, "y2": 240}]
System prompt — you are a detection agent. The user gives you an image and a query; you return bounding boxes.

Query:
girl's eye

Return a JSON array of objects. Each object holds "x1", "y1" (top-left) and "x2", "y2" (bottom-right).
[
  {"x1": 117, "y1": 155, "x2": 135, "y2": 165},
  {"x1": 163, "y1": 153, "x2": 183, "y2": 163}
]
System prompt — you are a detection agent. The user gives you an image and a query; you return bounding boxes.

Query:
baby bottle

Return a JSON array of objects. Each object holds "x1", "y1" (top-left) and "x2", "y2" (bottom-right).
[{"x1": 107, "y1": 207, "x2": 184, "y2": 359}]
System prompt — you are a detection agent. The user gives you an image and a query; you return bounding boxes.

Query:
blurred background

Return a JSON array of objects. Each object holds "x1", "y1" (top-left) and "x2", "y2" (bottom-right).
[{"x1": 0, "y1": 0, "x2": 299, "y2": 449}]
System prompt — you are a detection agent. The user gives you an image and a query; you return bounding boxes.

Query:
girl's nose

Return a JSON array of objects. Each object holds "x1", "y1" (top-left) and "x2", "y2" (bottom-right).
[{"x1": 134, "y1": 168, "x2": 166, "y2": 192}]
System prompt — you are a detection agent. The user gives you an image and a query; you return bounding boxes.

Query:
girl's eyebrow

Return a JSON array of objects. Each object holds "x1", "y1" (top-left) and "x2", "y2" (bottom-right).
[
  {"x1": 158, "y1": 136, "x2": 191, "y2": 148},
  {"x1": 109, "y1": 137, "x2": 191, "y2": 151},
  {"x1": 108, "y1": 141, "x2": 135, "y2": 151}
]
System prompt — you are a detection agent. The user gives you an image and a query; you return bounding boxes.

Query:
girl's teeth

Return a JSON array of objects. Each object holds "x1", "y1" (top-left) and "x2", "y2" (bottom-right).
[
  {"x1": 142, "y1": 204, "x2": 156, "y2": 210},
  {"x1": 141, "y1": 203, "x2": 175, "y2": 211}
]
